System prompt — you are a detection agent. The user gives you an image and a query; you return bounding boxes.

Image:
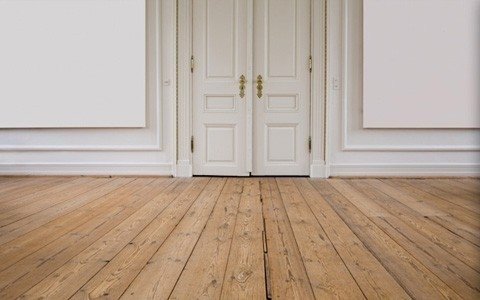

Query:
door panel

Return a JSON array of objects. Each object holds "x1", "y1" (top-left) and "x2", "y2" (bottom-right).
[
  {"x1": 193, "y1": 0, "x2": 248, "y2": 176},
  {"x1": 252, "y1": 0, "x2": 311, "y2": 175}
]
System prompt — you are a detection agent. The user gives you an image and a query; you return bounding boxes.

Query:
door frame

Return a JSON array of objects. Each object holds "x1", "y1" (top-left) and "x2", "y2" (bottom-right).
[{"x1": 175, "y1": 0, "x2": 327, "y2": 177}]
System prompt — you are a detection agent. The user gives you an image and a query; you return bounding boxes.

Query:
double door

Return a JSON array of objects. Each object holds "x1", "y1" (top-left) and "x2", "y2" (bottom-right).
[{"x1": 192, "y1": 0, "x2": 311, "y2": 176}]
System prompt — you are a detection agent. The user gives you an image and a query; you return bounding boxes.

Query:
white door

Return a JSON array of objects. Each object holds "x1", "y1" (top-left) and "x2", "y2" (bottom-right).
[
  {"x1": 192, "y1": 0, "x2": 249, "y2": 176},
  {"x1": 252, "y1": 0, "x2": 311, "y2": 175},
  {"x1": 192, "y1": 0, "x2": 311, "y2": 176}
]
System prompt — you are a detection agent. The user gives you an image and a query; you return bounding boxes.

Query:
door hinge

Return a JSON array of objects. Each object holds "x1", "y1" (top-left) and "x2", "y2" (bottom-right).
[
  {"x1": 190, "y1": 55, "x2": 195, "y2": 73},
  {"x1": 308, "y1": 136, "x2": 312, "y2": 153},
  {"x1": 308, "y1": 55, "x2": 312, "y2": 73},
  {"x1": 190, "y1": 136, "x2": 194, "y2": 153}
]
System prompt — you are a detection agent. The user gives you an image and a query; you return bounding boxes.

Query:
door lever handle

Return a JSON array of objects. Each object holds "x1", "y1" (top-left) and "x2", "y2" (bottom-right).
[
  {"x1": 239, "y1": 75, "x2": 246, "y2": 98},
  {"x1": 256, "y1": 75, "x2": 263, "y2": 98}
]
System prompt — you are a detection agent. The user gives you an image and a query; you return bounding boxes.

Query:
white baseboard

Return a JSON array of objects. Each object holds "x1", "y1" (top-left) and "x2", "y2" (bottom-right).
[
  {"x1": 0, "y1": 163, "x2": 173, "y2": 176},
  {"x1": 175, "y1": 160, "x2": 193, "y2": 177},
  {"x1": 310, "y1": 161, "x2": 329, "y2": 178},
  {"x1": 1, "y1": 162, "x2": 477, "y2": 177},
  {"x1": 329, "y1": 163, "x2": 480, "y2": 177}
]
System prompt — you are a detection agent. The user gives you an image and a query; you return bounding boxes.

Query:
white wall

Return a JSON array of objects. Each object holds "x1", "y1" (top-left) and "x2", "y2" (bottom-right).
[
  {"x1": 1, "y1": 0, "x2": 478, "y2": 177},
  {"x1": 0, "y1": 0, "x2": 177, "y2": 176},
  {"x1": 0, "y1": 0, "x2": 147, "y2": 128},
  {"x1": 326, "y1": 0, "x2": 480, "y2": 177},
  {"x1": 363, "y1": 0, "x2": 480, "y2": 129}
]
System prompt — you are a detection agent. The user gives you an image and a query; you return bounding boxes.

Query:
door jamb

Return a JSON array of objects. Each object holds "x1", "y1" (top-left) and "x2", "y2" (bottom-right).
[{"x1": 175, "y1": 0, "x2": 327, "y2": 177}]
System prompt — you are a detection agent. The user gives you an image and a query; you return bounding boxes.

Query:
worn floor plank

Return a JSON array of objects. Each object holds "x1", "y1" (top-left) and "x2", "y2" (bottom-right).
[
  {"x1": 220, "y1": 178, "x2": 266, "y2": 299},
  {"x1": 169, "y1": 178, "x2": 243, "y2": 300},
  {"x1": 24, "y1": 179, "x2": 207, "y2": 299},
  {"x1": 295, "y1": 179, "x2": 409, "y2": 299},
  {"x1": 0, "y1": 176, "x2": 478, "y2": 299},
  {"x1": 277, "y1": 178, "x2": 365, "y2": 299},
  {"x1": 356, "y1": 179, "x2": 480, "y2": 270},
  {"x1": 0, "y1": 178, "x2": 168, "y2": 299},
  {"x1": 405, "y1": 179, "x2": 480, "y2": 214},
  {"x1": 314, "y1": 179, "x2": 460, "y2": 299},
  {"x1": 68, "y1": 178, "x2": 209, "y2": 300},
  {"x1": 347, "y1": 179, "x2": 480, "y2": 298},
  {"x1": 122, "y1": 178, "x2": 226, "y2": 299},
  {"x1": 259, "y1": 178, "x2": 315, "y2": 300}
]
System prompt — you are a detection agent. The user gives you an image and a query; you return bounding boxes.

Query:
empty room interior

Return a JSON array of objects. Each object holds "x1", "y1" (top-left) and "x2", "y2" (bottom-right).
[{"x1": 0, "y1": 0, "x2": 479, "y2": 299}]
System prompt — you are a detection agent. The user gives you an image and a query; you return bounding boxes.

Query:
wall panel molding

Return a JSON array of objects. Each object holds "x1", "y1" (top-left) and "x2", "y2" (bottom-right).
[
  {"x1": 340, "y1": 0, "x2": 480, "y2": 153},
  {"x1": 0, "y1": 0, "x2": 163, "y2": 152}
]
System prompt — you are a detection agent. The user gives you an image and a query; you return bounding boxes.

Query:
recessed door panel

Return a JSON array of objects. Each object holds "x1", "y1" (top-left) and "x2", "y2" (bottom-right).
[
  {"x1": 204, "y1": 95, "x2": 236, "y2": 112},
  {"x1": 265, "y1": 95, "x2": 299, "y2": 112},
  {"x1": 267, "y1": 0, "x2": 298, "y2": 78},
  {"x1": 206, "y1": 125, "x2": 236, "y2": 163},
  {"x1": 206, "y1": 0, "x2": 236, "y2": 78},
  {"x1": 266, "y1": 124, "x2": 297, "y2": 162}
]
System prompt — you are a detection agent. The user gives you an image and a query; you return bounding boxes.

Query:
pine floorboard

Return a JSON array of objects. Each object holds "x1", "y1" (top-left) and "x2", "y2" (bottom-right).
[{"x1": 0, "y1": 176, "x2": 478, "y2": 299}]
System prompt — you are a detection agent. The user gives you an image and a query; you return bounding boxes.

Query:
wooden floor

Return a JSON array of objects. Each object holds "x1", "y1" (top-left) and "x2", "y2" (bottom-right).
[{"x1": 0, "y1": 177, "x2": 478, "y2": 299}]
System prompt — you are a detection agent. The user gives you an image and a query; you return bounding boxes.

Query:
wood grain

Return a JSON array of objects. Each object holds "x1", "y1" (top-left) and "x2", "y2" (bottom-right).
[
  {"x1": 277, "y1": 178, "x2": 365, "y2": 299},
  {"x1": 295, "y1": 179, "x2": 409, "y2": 299},
  {"x1": 220, "y1": 178, "x2": 266, "y2": 299},
  {"x1": 0, "y1": 176, "x2": 477, "y2": 299},
  {"x1": 170, "y1": 178, "x2": 243, "y2": 299},
  {"x1": 313, "y1": 179, "x2": 460, "y2": 299},
  {"x1": 259, "y1": 178, "x2": 315, "y2": 299},
  {"x1": 122, "y1": 178, "x2": 226, "y2": 299}
]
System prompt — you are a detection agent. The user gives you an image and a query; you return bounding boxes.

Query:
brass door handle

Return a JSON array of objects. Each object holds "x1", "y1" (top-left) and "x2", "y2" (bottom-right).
[
  {"x1": 239, "y1": 75, "x2": 246, "y2": 98},
  {"x1": 256, "y1": 75, "x2": 263, "y2": 98}
]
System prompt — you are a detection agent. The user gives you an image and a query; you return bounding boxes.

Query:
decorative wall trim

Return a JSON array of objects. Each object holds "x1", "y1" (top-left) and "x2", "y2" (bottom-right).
[
  {"x1": 341, "y1": 144, "x2": 480, "y2": 152},
  {"x1": 330, "y1": 163, "x2": 480, "y2": 177},
  {"x1": 340, "y1": 0, "x2": 480, "y2": 153},
  {"x1": 0, "y1": 0, "x2": 164, "y2": 153},
  {"x1": 0, "y1": 144, "x2": 163, "y2": 152},
  {"x1": 0, "y1": 163, "x2": 173, "y2": 176},
  {"x1": 310, "y1": 0, "x2": 327, "y2": 175}
]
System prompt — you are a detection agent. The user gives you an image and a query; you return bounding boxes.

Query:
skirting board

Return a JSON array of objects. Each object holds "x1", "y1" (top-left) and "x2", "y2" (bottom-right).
[
  {"x1": 1, "y1": 163, "x2": 477, "y2": 177},
  {"x1": 0, "y1": 163, "x2": 173, "y2": 176},
  {"x1": 329, "y1": 163, "x2": 480, "y2": 177}
]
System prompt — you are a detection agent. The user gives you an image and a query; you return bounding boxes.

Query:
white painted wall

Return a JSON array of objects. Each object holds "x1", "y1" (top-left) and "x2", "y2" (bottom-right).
[
  {"x1": 326, "y1": 0, "x2": 480, "y2": 177},
  {"x1": 0, "y1": 0, "x2": 478, "y2": 177},
  {"x1": 0, "y1": 0, "x2": 176, "y2": 175},
  {"x1": 0, "y1": 0, "x2": 147, "y2": 128},
  {"x1": 363, "y1": 0, "x2": 480, "y2": 128}
]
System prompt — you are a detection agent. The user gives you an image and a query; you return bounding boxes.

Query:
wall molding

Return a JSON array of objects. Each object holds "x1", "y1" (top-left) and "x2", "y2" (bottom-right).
[
  {"x1": 340, "y1": 0, "x2": 480, "y2": 153},
  {"x1": 330, "y1": 163, "x2": 480, "y2": 177},
  {"x1": 0, "y1": 163, "x2": 173, "y2": 176},
  {"x1": 0, "y1": 144, "x2": 163, "y2": 152},
  {"x1": 0, "y1": 0, "x2": 164, "y2": 153}
]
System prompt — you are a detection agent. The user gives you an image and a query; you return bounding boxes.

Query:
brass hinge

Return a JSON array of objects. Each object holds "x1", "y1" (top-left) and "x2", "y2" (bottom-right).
[
  {"x1": 190, "y1": 55, "x2": 195, "y2": 73},
  {"x1": 309, "y1": 55, "x2": 312, "y2": 73},
  {"x1": 190, "y1": 136, "x2": 194, "y2": 153},
  {"x1": 308, "y1": 136, "x2": 312, "y2": 153}
]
